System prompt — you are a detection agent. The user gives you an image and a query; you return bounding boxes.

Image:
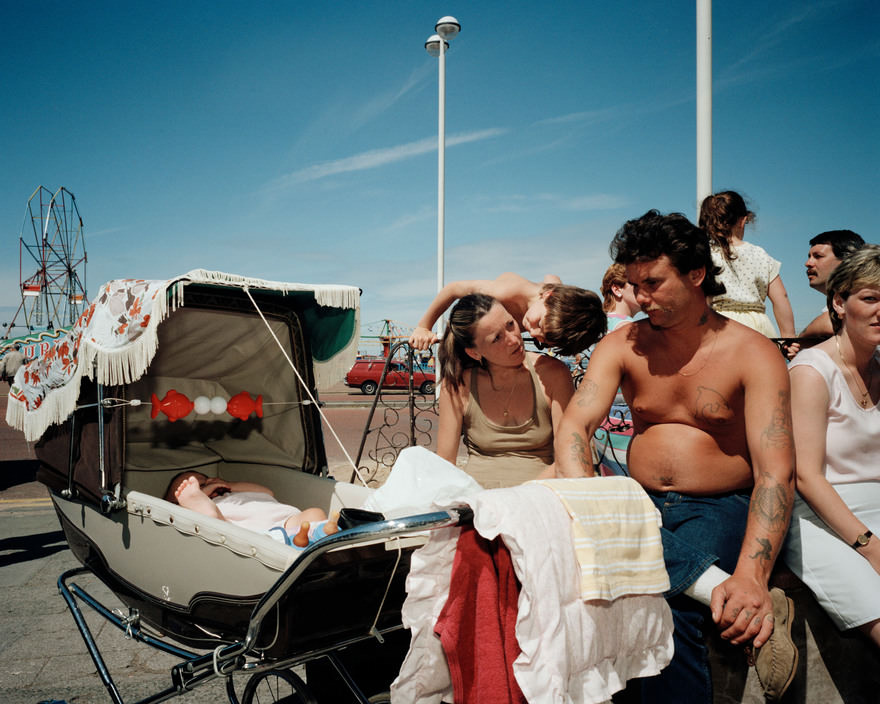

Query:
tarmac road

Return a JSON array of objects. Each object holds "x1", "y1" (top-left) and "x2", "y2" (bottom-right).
[{"x1": 0, "y1": 382, "x2": 446, "y2": 704}]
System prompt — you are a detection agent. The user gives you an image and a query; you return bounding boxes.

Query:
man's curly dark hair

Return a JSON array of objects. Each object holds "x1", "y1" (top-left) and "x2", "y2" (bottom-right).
[{"x1": 610, "y1": 210, "x2": 725, "y2": 298}]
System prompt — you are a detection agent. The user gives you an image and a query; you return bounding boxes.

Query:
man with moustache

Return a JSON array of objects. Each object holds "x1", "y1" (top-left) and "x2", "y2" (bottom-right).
[
  {"x1": 800, "y1": 229, "x2": 865, "y2": 339},
  {"x1": 555, "y1": 211, "x2": 797, "y2": 702}
]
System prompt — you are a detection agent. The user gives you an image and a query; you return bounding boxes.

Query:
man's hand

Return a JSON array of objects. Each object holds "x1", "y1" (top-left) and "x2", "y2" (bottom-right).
[
  {"x1": 710, "y1": 574, "x2": 774, "y2": 648},
  {"x1": 409, "y1": 326, "x2": 438, "y2": 351}
]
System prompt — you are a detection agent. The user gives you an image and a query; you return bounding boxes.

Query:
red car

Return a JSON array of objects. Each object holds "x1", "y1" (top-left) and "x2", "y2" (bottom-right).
[{"x1": 344, "y1": 357, "x2": 436, "y2": 395}]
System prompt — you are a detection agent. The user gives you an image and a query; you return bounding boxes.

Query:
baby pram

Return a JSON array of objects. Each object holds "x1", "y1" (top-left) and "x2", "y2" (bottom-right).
[{"x1": 6, "y1": 270, "x2": 467, "y2": 704}]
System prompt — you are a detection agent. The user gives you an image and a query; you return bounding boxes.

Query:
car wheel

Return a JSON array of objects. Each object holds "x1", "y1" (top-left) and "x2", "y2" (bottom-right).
[
  {"x1": 361, "y1": 381, "x2": 378, "y2": 395},
  {"x1": 419, "y1": 380, "x2": 435, "y2": 395}
]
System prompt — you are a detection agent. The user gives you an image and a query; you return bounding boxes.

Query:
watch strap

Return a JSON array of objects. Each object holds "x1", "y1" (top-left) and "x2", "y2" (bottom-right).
[{"x1": 851, "y1": 530, "x2": 873, "y2": 549}]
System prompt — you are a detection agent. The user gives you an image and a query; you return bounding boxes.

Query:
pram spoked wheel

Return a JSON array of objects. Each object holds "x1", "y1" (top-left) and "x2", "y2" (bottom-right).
[{"x1": 242, "y1": 668, "x2": 316, "y2": 704}]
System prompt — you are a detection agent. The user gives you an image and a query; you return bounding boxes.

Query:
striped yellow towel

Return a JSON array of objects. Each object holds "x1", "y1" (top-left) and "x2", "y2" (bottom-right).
[{"x1": 535, "y1": 477, "x2": 669, "y2": 601}]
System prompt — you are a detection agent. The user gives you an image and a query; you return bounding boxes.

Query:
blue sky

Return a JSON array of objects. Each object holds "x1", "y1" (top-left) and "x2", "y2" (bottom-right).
[{"x1": 1, "y1": 1, "x2": 877, "y2": 347}]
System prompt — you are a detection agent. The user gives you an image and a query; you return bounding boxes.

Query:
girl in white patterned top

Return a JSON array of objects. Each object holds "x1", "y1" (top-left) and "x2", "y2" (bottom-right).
[{"x1": 699, "y1": 191, "x2": 796, "y2": 338}]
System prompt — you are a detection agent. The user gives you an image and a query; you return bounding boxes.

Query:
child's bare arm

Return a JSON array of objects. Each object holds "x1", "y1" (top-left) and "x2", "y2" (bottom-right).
[
  {"x1": 218, "y1": 480, "x2": 274, "y2": 497},
  {"x1": 410, "y1": 279, "x2": 494, "y2": 349}
]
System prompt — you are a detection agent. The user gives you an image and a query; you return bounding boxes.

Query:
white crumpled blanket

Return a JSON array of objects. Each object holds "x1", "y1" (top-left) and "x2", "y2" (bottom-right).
[{"x1": 391, "y1": 481, "x2": 674, "y2": 704}]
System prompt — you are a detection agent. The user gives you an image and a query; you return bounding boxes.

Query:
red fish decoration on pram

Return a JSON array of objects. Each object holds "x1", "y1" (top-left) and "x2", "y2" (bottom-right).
[{"x1": 150, "y1": 389, "x2": 263, "y2": 422}]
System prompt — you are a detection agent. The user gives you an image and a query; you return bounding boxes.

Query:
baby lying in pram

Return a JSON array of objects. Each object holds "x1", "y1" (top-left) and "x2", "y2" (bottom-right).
[{"x1": 165, "y1": 471, "x2": 338, "y2": 548}]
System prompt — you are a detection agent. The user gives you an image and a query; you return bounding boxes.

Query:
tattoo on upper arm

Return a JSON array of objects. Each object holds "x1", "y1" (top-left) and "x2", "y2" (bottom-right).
[
  {"x1": 569, "y1": 431, "x2": 593, "y2": 472},
  {"x1": 761, "y1": 390, "x2": 793, "y2": 449},
  {"x1": 575, "y1": 378, "x2": 599, "y2": 408}
]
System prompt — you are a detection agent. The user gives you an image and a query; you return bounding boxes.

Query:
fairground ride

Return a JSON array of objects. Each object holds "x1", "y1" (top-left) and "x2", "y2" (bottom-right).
[{"x1": 2, "y1": 186, "x2": 88, "y2": 340}]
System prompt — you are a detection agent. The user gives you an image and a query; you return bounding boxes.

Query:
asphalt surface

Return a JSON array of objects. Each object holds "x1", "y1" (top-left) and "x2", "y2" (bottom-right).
[{"x1": 0, "y1": 382, "x2": 447, "y2": 704}]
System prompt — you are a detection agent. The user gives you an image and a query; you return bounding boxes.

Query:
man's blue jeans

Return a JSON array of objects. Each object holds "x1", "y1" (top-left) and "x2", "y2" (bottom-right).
[{"x1": 638, "y1": 490, "x2": 751, "y2": 704}]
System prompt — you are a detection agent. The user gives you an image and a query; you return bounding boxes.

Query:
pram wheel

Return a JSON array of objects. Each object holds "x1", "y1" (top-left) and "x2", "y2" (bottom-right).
[{"x1": 242, "y1": 668, "x2": 317, "y2": 704}]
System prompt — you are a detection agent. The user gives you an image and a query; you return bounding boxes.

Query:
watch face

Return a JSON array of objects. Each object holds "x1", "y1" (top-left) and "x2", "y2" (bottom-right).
[{"x1": 858, "y1": 534, "x2": 870, "y2": 546}]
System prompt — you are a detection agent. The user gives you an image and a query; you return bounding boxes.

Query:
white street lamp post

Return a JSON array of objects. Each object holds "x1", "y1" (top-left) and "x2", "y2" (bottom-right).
[
  {"x1": 425, "y1": 15, "x2": 460, "y2": 310},
  {"x1": 696, "y1": 0, "x2": 712, "y2": 207},
  {"x1": 425, "y1": 16, "x2": 460, "y2": 388}
]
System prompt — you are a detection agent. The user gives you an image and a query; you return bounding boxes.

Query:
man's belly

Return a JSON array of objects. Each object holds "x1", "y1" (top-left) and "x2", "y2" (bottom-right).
[{"x1": 627, "y1": 423, "x2": 753, "y2": 495}]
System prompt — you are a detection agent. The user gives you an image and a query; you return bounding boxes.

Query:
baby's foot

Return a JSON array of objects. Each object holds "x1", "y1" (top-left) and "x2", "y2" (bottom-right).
[
  {"x1": 292, "y1": 521, "x2": 311, "y2": 547},
  {"x1": 175, "y1": 475, "x2": 204, "y2": 506}
]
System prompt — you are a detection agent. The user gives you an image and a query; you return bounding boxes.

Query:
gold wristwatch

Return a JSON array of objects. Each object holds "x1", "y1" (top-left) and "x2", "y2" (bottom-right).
[{"x1": 851, "y1": 530, "x2": 873, "y2": 549}]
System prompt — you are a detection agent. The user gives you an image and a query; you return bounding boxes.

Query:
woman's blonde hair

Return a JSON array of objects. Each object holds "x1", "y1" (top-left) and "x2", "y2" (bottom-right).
[{"x1": 827, "y1": 244, "x2": 879, "y2": 334}]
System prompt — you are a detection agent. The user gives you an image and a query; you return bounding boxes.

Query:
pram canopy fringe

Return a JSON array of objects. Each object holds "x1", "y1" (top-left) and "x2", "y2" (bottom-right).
[{"x1": 6, "y1": 269, "x2": 360, "y2": 441}]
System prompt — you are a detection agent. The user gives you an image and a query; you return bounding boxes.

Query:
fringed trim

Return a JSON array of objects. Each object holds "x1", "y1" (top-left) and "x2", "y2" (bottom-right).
[
  {"x1": 179, "y1": 269, "x2": 360, "y2": 309},
  {"x1": 81, "y1": 283, "x2": 171, "y2": 387},
  {"x1": 6, "y1": 364, "x2": 86, "y2": 442},
  {"x1": 6, "y1": 271, "x2": 361, "y2": 440}
]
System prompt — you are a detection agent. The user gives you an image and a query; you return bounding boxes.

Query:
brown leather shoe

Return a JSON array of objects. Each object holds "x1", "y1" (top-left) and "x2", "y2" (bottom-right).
[{"x1": 749, "y1": 587, "x2": 798, "y2": 701}]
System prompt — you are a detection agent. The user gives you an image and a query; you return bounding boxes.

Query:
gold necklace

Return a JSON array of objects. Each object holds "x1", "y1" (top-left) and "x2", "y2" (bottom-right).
[
  {"x1": 490, "y1": 368, "x2": 522, "y2": 417},
  {"x1": 676, "y1": 329, "x2": 719, "y2": 378},
  {"x1": 835, "y1": 335, "x2": 874, "y2": 408}
]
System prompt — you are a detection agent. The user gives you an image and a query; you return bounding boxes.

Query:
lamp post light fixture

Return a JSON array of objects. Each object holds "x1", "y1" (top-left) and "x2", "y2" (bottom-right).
[{"x1": 425, "y1": 14, "x2": 460, "y2": 309}]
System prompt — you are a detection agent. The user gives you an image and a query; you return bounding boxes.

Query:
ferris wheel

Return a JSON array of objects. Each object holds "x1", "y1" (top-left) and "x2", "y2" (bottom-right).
[
  {"x1": 13, "y1": 186, "x2": 88, "y2": 330},
  {"x1": 5, "y1": 186, "x2": 88, "y2": 336}
]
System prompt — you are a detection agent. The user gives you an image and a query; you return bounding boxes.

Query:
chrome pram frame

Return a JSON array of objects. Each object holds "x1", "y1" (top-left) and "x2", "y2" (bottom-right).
[{"x1": 55, "y1": 507, "x2": 471, "y2": 704}]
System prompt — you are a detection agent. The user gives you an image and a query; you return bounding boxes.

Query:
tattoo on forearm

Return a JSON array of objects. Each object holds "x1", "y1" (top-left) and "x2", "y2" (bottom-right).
[
  {"x1": 575, "y1": 378, "x2": 599, "y2": 408},
  {"x1": 750, "y1": 478, "x2": 790, "y2": 531},
  {"x1": 761, "y1": 390, "x2": 793, "y2": 449},
  {"x1": 569, "y1": 431, "x2": 592, "y2": 471},
  {"x1": 750, "y1": 538, "x2": 773, "y2": 564}
]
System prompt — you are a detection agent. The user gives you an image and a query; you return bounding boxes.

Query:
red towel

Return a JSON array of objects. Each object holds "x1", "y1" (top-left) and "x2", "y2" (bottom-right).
[{"x1": 434, "y1": 526, "x2": 525, "y2": 704}]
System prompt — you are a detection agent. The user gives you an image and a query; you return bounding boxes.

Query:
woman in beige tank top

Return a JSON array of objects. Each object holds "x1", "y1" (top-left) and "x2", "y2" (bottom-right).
[{"x1": 436, "y1": 294, "x2": 575, "y2": 488}]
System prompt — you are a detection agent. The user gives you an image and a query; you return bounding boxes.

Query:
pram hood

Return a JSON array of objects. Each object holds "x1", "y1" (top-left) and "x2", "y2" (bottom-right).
[
  {"x1": 8, "y1": 270, "x2": 360, "y2": 505},
  {"x1": 6, "y1": 269, "x2": 359, "y2": 442}
]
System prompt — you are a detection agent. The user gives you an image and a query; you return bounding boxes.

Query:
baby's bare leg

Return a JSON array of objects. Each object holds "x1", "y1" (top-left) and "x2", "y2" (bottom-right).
[
  {"x1": 175, "y1": 476, "x2": 225, "y2": 520},
  {"x1": 283, "y1": 507, "x2": 327, "y2": 534}
]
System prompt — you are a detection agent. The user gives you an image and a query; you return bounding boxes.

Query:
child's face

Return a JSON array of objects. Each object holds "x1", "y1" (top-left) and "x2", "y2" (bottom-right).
[{"x1": 521, "y1": 292, "x2": 550, "y2": 343}]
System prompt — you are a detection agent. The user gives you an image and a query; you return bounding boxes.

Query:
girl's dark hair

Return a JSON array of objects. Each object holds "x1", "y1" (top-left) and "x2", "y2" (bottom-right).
[
  {"x1": 611, "y1": 210, "x2": 726, "y2": 298},
  {"x1": 438, "y1": 293, "x2": 496, "y2": 392},
  {"x1": 698, "y1": 190, "x2": 755, "y2": 262}
]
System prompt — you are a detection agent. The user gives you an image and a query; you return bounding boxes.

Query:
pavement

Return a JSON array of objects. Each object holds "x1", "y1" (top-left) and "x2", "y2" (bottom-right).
[{"x1": 0, "y1": 381, "x2": 452, "y2": 704}]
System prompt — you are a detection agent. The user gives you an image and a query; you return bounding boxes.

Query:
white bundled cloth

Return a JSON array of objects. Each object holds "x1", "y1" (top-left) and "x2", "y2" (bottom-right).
[{"x1": 390, "y1": 476, "x2": 674, "y2": 704}]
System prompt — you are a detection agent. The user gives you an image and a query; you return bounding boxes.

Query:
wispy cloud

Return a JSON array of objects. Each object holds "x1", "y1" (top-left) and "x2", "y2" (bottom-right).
[
  {"x1": 534, "y1": 107, "x2": 620, "y2": 127},
  {"x1": 265, "y1": 128, "x2": 508, "y2": 191},
  {"x1": 479, "y1": 192, "x2": 628, "y2": 213},
  {"x1": 349, "y1": 64, "x2": 433, "y2": 130},
  {"x1": 86, "y1": 226, "x2": 126, "y2": 239},
  {"x1": 384, "y1": 205, "x2": 434, "y2": 231}
]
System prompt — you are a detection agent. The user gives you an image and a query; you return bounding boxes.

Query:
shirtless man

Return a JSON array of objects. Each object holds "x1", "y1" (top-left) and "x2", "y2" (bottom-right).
[
  {"x1": 555, "y1": 211, "x2": 796, "y2": 702},
  {"x1": 408, "y1": 272, "x2": 605, "y2": 357},
  {"x1": 800, "y1": 230, "x2": 865, "y2": 339}
]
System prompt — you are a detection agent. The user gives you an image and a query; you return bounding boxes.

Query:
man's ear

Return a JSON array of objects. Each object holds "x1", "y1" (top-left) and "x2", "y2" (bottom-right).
[
  {"x1": 688, "y1": 266, "x2": 706, "y2": 288},
  {"x1": 464, "y1": 347, "x2": 481, "y2": 362}
]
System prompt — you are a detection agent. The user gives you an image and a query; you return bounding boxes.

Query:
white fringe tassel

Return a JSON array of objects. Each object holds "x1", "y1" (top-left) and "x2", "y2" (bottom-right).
[{"x1": 6, "y1": 270, "x2": 360, "y2": 442}]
